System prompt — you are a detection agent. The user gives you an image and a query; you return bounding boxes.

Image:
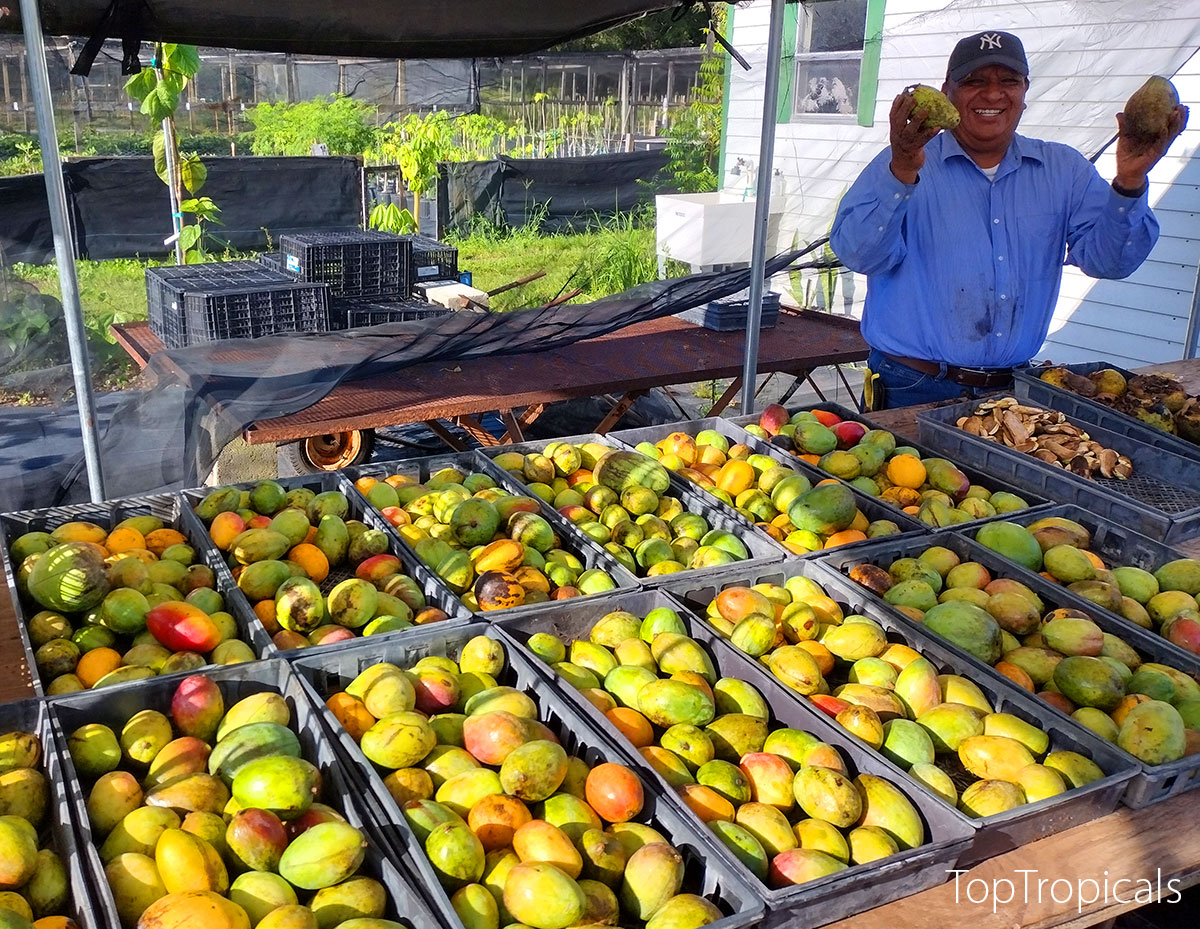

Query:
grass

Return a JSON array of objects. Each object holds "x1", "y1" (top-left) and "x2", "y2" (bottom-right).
[{"x1": 5, "y1": 217, "x2": 661, "y2": 400}]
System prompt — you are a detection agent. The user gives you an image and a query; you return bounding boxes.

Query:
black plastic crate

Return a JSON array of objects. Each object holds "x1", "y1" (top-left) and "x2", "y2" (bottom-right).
[
  {"x1": 1, "y1": 699, "x2": 100, "y2": 929},
  {"x1": 145, "y1": 261, "x2": 281, "y2": 348},
  {"x1": 330, "y1": 296, "x2": 454, "y2": 330},
  {"x1": 1014, "y1": 362, "x2": 1200, "y2": 461},
  {"x1": 479, "y1": 432, "x2": 787, "y2": 586},
  {"x1": 290, "y1": 625, "x2": 766, "y2": 929},
  {"x1": 182, "y1": 279, "x2": 330, "y2": 344},
  {"x1": 656, "y1": 567, "x2": 1135, "y2": 864},
  {"x1": 918, "y1": 398, "x2": 1200, "y2": 543},
  {"x1": 281, "y1": 230, "x2": 410, "y2": 298},
  {"x1": 724, "y1": 401, "x2": 1053, "y2": 530},
  {"x1": 180, "y1": 472, "x2": 472, "y2": 657},
  {"x1": 408, "y1": 234, "x2": 459, "y2": 287},
  {"x1": 347, "y1": 451, "x2": 641, "y2": 616},
  {"x1": 676, "y1": 289, "x2": 781, "y2": 332},
  {"x1": 0, "y1": 492, "x2": 273, "y2": 697},
  {"x1": 257, "y1": 251, "x2": 287, "y2": 273},
  {"x1": 961, "y1": 503, "x2": 1200, "y2": 671},
  {"x1": 813, "y1": 532, "x2": 1200, "y2": 808},
  {"x1": 493, "y1": 589, "x2": 976, "y2": 920},
  {"x1": 609, "y1": 415, "x2": 929, "y2": 555},
  {"x1": 48, "y1": 659, "x2": 438, "y2": 929}
]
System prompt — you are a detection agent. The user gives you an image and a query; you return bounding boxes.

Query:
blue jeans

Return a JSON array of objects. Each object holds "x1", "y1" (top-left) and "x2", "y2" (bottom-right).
[{"x1": 864, "y1": 349, "x2": 1009, "y2": 410}]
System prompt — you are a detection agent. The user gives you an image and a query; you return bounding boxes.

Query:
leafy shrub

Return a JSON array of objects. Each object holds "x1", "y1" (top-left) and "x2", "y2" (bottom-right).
[{"x1": 246, "y1": 96, "x2": 377, "y2": 156}]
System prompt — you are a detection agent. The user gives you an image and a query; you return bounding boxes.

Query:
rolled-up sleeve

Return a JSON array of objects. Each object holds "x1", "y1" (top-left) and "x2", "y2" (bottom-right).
[
  {"x1": 1064, "y1": 159, "x2": 1159, "y2": 279},
  {"x1": 830, "y1": 149, "x2": 918, "y2": 275}
]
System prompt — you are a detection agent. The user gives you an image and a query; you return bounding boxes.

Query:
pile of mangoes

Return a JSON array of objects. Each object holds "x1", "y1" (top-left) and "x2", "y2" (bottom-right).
[
  {"x1": 192, "y1": 482, "x2": 450, "y2": 652},
  {"x1": 64, "y1": 674, "x2": 397, "y2": 929},
  {"x1": 352, "y1": 468, "x2": 618, "y2": 611},
  {"x1": 320, "y1": 635, "x2": 726, "y2": 929},
  {"x1": 844, "y1": 544, "x2": 1200, "y2": 767},
  {"x1": 0, "y1": 729, "x2": 75, "y2": 926},
  {"x1": 520, "y1": 607, "x2": 930, "y2": 883},
  {"x1": 971, "y1": 516, "x2": 1200, "y2": 656},
  {"x1": 701, "y1": 582, "x2": 1110, "y2": 818},
  {"x1": 629, "y1": 428, "x2": 904, "y2": 554},
  {"x1": 9, "y1": 517, "x2": 256, "y2": 695},
  {"x1": 491, "y1": 443, "x2": 754, "y2": 577},
  {"x1": 745, "y1": 404, "x2": 1031, "y2": 526}
]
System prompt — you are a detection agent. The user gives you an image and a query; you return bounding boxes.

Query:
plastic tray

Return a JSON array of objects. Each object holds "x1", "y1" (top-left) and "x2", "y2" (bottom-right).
[
  {"x1": 347, "y1": 451, "x2": 641, "y2": 616},
  {"x1": 0, "y1": 699, "x2": 100, "y2": 929},
  {"x1": 917, "y1": 397, "x2": 1200, "y2": 543},
  {"x1": 609, "y1": 415, "x2": 929, "y2": 555},
  {"x1": 1014, "y1": 362, "x2": 1200, "y2": 461},
  {"x1": 280, "y1": 230, "x2": 410, "y2": 298},
  {"x1": 961, "y1": 503, "x2": 1200, "y2": 671},
  {"x1": 330, "y1": 296, "x2": 454, "y2": 329},
  {"x1": 492, "y1": 589, "x2": 976, "y2": 920},
  {"x1": 478, "y1": 433, "x2": 786, "y2": 586},
  {"x1": 724, "y1": 401, "x2": 1054, "y2": 530},
  {"x1": 408, "y1": 234, "x2": 459, "y2": 287},
  {"x1": 661, "y1": 564, "x2": 1135, "y2": 863},
  {"x1": 180, "y1": 473, "x2": 471, "y2": 657},
  {"x1": 0, "y1": 492, "x2": 274, "y2": 697},
  {"x1": 182, "y1": 279, "x2": 330, "y2": 343},
  {"x1": 675, "y1": 291, "x2": 781, "y2": 332},
  {"x1": 813, "y1": 532, "x2": 1200, "y2": 808},
  {"x1": 48, "y1": 658, "x2": 438, "y2": 929},
  {"x1": 145, "y1": 262, "x2": 285, "y2": 348},
  {"x1": 289, "y1": 625, "x2": 766, "y2": 929}
]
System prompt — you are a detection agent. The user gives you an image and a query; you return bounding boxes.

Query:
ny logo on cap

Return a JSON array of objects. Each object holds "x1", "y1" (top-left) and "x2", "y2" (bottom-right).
[{"x1": 979, "y1": 33, "x2": 1003, "y2": 49}]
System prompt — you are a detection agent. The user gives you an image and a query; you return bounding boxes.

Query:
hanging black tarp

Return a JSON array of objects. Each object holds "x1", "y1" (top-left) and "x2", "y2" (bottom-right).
[{"x1": 2, "y1": 1, "x2": 676, "y2": 66}]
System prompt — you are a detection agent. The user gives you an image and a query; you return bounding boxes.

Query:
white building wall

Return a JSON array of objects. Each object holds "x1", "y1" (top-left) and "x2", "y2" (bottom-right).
[{"x1": 725, "y1": 0, "x2": 1200, "y2": 365}]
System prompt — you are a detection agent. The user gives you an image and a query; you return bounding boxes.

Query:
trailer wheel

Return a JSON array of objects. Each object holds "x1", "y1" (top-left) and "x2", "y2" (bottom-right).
[{"x1": 280, "y1": 430, "x2": 375, "y2": 474}]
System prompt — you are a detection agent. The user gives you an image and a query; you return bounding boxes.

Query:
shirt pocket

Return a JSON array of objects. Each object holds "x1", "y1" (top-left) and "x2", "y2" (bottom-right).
[{"x1": 1015, "y1": 212, "x2": 1066, "y2": 277}]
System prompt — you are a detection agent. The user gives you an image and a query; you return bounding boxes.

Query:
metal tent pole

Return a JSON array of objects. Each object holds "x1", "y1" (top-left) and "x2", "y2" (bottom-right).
[
  {"x1": 740, "y1": 0, "x2": 786, "y2": 416},
  {"x1": 1184, "y1": 261, "x2": 1200, "y2": 359},
  {"x1": 19, "y1": 0, "x2": 106, "y2": 501}
]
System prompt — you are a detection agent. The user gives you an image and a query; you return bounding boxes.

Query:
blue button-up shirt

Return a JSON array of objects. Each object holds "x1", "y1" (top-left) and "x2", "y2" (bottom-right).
[{"x1": 830, "y1": 132, "x2": 1158, "y2": 368}]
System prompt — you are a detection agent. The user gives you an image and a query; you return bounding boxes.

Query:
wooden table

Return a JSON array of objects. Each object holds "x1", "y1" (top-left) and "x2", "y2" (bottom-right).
[{"x1": 113, "y1": 309, "x2": 869, "y2": 452}]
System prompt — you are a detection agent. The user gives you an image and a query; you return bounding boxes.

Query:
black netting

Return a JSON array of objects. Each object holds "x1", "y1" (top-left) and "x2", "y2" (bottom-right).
[{"x1": 46, "y1": 244, "x2": 830, "y2": 505}]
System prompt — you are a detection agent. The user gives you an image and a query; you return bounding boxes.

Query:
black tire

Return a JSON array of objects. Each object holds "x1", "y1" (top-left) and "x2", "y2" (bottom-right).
[{"x1": 278, "y1": 429, "x2": 376, "y2": 475}]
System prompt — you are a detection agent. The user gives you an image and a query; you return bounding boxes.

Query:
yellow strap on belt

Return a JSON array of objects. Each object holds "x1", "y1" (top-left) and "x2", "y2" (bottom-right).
[{"x1": 863, "y1": 368, "x2": 880, "y2": 411}]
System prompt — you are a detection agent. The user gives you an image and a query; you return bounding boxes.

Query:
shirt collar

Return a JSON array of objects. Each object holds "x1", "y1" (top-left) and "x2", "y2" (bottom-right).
[{"x1": 937, "y1": 132, "x2": 1045, "y2": 176}]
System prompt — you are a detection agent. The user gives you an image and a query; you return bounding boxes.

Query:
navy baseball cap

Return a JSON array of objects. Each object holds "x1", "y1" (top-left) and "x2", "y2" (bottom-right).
[{"x1": 947, "y1": 31, "x2": 1029, "y2": 83}]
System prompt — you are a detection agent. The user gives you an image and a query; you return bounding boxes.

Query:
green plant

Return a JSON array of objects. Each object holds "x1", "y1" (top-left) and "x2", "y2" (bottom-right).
[
  {"x1": 246, "y1": 96, "x2": 377, "y2": 156},
  {"x1": 368, "y1": 202, "x2": 417, "y2": 235},
  {"x1": 0, "y1": 140, "x2": 41, "y2": 178},
  {"x1": 660, "y1": 9, "x2": 725, "y2": 193}
]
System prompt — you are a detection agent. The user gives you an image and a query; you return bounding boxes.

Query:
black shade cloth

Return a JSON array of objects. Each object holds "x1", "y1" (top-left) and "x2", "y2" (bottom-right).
[
  {"x1": 440, "y1": 150, "x2": 673, "y2": 235},
  {"x1": 58, "y1": 243, "x2": 833, "y2": 502},
  {"x1": 7, "y1": 1, "x2": 676, "y2": 62},
  {"x1": 0, "y1": 174, "x2": 57, "y2": 265},
  {"x1": 64, "y1": 156, "x2": 363, "y2": 259}
]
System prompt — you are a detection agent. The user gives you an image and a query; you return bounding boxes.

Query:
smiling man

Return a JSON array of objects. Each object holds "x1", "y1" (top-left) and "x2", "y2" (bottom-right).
[{"x1": 830, "y1": 31, "x2": 1188, "y2": 409}]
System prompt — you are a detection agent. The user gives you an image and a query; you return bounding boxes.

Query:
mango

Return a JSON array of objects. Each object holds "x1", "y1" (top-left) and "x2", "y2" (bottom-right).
[
  {"x1": 847, "y1": 824, "x2": 899, "y2": 865},
  {"x1": 637, "y1": 680, "x2": 715, "y2": 728},
  {"x1": 705, "y1": 714, "x2": 768, "y2": 762},
  {"x1": 959, "y1": 780, "x2": 1025, "y2": 818},
  {"x1": 231, "y1": 756, "x2": 318, "y2": 821},
  {"x1": 908, "y1": 762, "x2": 957, "y2": 806},
  {"x1": 1015, "y1": 764, "x2": 1068, "y2": 803},
  {"x1": 1054, "y1": 656, "x2": 1126, "y2": 711},
  {"x1": 155, "y1": 828, "x2": 228, "y2": 894},
  {"x1": 832, "y1": 684, "x2": 906, "y2": 721},
  {"x1": 982, "y1": 712, "x2": 1050, "y2": 756},
  {"x1": 503, "y1": 862, "x2": 585, "y2": 929},
  {"x1": 145, "y1": 772, "x2": 230, "y2": 816},
  {"x1": 958, "y1": 735, "x2": 1036, "y2": 782},
  {"x1": 922, "y1": 602, "x2": 1003, "y2": 664},
  {"x1": 361, "y1": 712, "x2": 436, "y2": 769},
  {"x1": 1001, "y1": 648, "x2": 1062, "y2": 688},
  {"x1": 435, "y1": 769, "x2": 504, "y2": 818},
  {"x1": 238, "y1": 561, "x2": 292, "y2": 601},
  {"x1": 100, "y1": 806, "x2": 180, "y2": 863},
  {"x1": 225, "y1": 807, "x2": 288, "y2": 873},
  {"x1": 578, "y1": 828, "x2": 626, "y2": 886},
  {"x1": 105, "y1": 852, "x2": 167, "y2": 926},
  {"x1": 275, "y1": 820, "x2": 366, "y2": 892},
  {"x1": 915, "y1": 704, "x2": 984, "y2": 754},
  {"x1": 144, "y1": 737, "x2": 211, "y2": 791},
  {"x1": 208, "y1": 723, "x2": 301, "y2": 785},
  {"x1": 256, "y1": 905, "x2": 319, "y2": 929},
  {"x1": 228, "y1": 871, "x2": 298, "y2": 926},
  {"x1": 120, "y1": 710, "x2": 173, "y2": 767},
  {"x1": 792, "y1": 766, "x2": 861, "y2": 827},
  {"x1": 310, "y1": 876, "x2": 386, "y2": 928},
  {"x1": 1117, "y1": 700, "x2": 1187, "y2": 765},
  {"x1": 512, "y1": 820, "x2": 582, "y2": 879},
  {"x1": 1044, "y1": 750, "x2": 1106, "y2": 788},
  {"x1": 67, "y1": 723, "x2": 121, "y2": 780},
  {"x1": 465, "y1": 686, "x2": 537, "y2": 719},
  {"x1": 769, "y1": 848, "x2": 847, "y2": 887},
  {"x1": 708, "y1": 820, "x2": 768, "y2": 880},
  {"x1": 618, "y1": 842, "x2": 684, "y2": 921},
  {"x1": 792, "y1": 817, "x2": 850, "y2": 863},
  {"x1": 767, "y1": 646, "x2": 823, "y2": 695},
  {"x1": 643, "y1": 893, "x2": 723, "y2": 929},
  {"x1": 892, "y1": 657, "x2": 942, "y2": 719},
  {"x1": 822, "y1": 623, "x2": 887, "y2": 662},
  {"x1": 540, "y1": 793, "x2": 602, "y2": 845},
  {"x1": 695, "y1": 760, "x2": 751, "y2": 807},
  {"x1": 650, "y1": 634, "x2": 717, "y2": 684},
  {"x1": 761, "y1": 729, "x2": 821, "y2": 771},
  {"x1": 134, "y1": 890, "x2": 252, "y2": 928},
  {"x1": 87, "y1": 770, "x2": 142, "y2": 836},
  {"x1": 426, "y1": 821, "x2": 485, "y2": 890},
  {"x1": 854, "y1": 774, "x2": 923, "y2": 850},
  {"x1": 880, "y1": 719, "x2": 935, "y2": 770}
]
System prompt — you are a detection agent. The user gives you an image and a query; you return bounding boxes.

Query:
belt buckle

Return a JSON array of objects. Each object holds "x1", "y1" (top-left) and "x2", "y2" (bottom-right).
[{"x1": 956, "y1": 365, "x2": 1011, "y2": 386}]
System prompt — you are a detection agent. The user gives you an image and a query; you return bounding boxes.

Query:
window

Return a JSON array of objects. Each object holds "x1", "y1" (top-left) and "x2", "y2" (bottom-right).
[{"x1": 793, "y1": 0, "x2": 869, "y2": 118}]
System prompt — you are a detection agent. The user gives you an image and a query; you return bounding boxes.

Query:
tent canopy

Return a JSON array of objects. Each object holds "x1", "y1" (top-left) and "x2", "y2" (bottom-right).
[{"x1": 2, "y1": 0, "x2": 675, "y2": 61}]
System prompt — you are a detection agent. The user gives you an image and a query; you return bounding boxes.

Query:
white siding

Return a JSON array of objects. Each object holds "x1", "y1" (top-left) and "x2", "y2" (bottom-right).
[{"x1": 725, "y1": 0, "x2": 1200, "y2": 363}]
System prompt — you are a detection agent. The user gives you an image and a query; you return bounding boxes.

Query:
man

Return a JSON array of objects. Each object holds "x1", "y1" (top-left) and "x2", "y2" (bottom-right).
[{"x1": 830, "y1": 31, "x2": 1188, "y2": 409}]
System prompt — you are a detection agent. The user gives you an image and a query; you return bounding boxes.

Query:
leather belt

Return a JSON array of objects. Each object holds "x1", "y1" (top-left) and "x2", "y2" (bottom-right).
[{"x1": 882, "y1": 353, "x2": 1016, "y2": 388}]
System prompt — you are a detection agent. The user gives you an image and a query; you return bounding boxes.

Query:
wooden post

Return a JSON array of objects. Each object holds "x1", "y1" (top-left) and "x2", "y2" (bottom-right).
[
  {"x1": 285, "y1": 54, "x2": 297, "y2": 103},
  {"x1": 662, "y1": 61, "x2": 675, "y2": 127},
  {"x1": 619, "y1": 58, "x2": 629, "y2": 138},
  {"x1": 1, "y1": 57, "x2": 10, "y2": 103}
]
